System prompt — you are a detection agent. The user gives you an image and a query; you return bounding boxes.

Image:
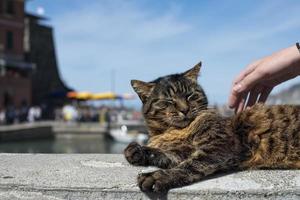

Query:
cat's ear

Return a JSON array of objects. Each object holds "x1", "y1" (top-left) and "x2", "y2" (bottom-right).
[
  {"x1": 131, "y1": 80, "x2": 155, "y2": 102},
  {"x1": 183, "y1": 61, "x2": 201, "y2": 83}
]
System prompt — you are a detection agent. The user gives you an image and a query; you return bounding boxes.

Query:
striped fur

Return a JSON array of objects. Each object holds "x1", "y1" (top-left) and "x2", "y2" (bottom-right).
[{"x1": 124, "y1": 63, "x2": 300, "y2": 193}]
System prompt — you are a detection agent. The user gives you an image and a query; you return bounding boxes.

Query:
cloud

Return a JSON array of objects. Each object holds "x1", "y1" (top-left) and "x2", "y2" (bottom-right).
[
  {"x1": 46, "y1": 0, "x2": 300, "y2": 106},
  {"x1": 190, "y1": 1, "x2": 300, "y2": 56},
  {"x1": 55, "y1": 1, "x2": 190, "y2": 46},
  {"x1": 52, "y1": 0, "x2": 193, "y2": 100}
]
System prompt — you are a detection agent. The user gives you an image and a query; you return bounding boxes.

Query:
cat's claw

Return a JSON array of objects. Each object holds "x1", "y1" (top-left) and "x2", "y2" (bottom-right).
[
  {"x1": 137, "y1": 170, "x2": 169, "y2": 193},
  {"x1": 124, "y1": 142, "x2": 147, "y2": 166}
]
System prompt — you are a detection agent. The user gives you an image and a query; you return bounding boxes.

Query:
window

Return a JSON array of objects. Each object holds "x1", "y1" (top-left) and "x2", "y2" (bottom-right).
[
  {"x1": 3, "y1": 0, "x2": 14, "y2": 15},
  {"x1": 5, "y1": 31, "x2": 14, "y2": 50}
]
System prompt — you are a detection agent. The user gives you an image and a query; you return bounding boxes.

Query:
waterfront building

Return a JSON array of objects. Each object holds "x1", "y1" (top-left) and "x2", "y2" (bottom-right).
[
  {"x1": 25, "y1": 13, "x2": 72, "y2": 116},
  {"x1": 0, "y1": 0, "x2": 71, "y2": 117},
  {"x1": 0, "y1": 0, "x2": 33, "y2": 109}
]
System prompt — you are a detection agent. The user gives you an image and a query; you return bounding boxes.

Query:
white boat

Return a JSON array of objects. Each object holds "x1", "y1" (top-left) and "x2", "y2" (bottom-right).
[{"x1": 109, "y1": 124, "x2": 148, "y2": 144}]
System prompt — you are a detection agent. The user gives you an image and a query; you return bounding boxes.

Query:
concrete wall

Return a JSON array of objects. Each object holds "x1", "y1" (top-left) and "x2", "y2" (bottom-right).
[{"x1": 0, "y1": 154, "x2": 299, "y2": 200}]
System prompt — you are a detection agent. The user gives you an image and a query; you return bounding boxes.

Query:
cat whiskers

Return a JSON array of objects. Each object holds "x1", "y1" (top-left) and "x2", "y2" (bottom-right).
[
  {"x1": 166, "y1": 119, "x2": 176, "y2": 130},
  {"x1": 148, "y1": 116, "x2": 164, "y2": 119},
  {"x1": 191, "y1": 109, "x2": 199, "y2": 115}
]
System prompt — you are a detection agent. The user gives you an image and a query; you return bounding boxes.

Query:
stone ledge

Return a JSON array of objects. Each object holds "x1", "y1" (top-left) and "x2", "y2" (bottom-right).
[{"x1": 0, "y1": 154, "x2": 299, "y2": 200}]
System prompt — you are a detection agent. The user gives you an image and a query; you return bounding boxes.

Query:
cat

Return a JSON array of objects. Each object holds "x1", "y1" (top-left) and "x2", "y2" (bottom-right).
[{"x1": 124, "y1": 62, "x2": 300, "y2": 193}]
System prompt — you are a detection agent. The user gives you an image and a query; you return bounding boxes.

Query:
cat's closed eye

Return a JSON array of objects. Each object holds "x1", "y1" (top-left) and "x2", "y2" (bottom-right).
[
  {"x1": 187, "y1": 93, "x2": 200, "y2": 101},
  {"x1": 153, "y1": 100, "x2": 173, "y2": 109}
]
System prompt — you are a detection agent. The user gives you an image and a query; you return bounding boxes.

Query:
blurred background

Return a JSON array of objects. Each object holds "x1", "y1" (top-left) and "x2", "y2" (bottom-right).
[{"x1": 0, "y1": 0, "x2": 300, "y2": 153}]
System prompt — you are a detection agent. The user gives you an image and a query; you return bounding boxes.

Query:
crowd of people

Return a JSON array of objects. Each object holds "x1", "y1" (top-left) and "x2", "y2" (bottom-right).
[
  {"x1": 0, "y1": 104, "x2": 42, "y2": 125},
  {"x1": 0, "y1": 104, "x2": 143, "y2": 126},
  {"x1": 0, "y1": 102, "x2": 143, "y2": 126}
]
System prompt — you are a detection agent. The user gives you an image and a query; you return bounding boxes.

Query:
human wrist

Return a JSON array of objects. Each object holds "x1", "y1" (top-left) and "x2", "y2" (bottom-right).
[
  {"x1": 293, "y1": 43, "x2": 300, "y2": 60},
  {"x1": 296, "y1": 42, "x2": 300, "y2": 54},
  {"x1": 288, "y1": 44, "x2": 300, "y2": 76}
]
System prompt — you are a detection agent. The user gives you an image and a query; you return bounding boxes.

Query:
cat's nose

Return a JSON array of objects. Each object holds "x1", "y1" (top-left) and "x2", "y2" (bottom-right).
[
  {"x1": 176, "y1": 100, "x2": 189, "y2": 115},
  {"x1": 178, "y1": 109, "x2": 189, "y2": 118},
  {"x1": 179, "y1": 106, "x2": 189, "y2": 115}
]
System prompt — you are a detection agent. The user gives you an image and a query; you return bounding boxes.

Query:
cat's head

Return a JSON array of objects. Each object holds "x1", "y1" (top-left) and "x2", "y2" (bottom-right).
[{"x1": 131, "y1": 62, "x2": 208, "y2": 135}]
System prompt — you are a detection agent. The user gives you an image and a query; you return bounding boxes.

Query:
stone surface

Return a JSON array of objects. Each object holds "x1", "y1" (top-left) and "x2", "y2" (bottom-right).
[{"x1": 0, "y1": 154, "x2": 299, "y2": 199}]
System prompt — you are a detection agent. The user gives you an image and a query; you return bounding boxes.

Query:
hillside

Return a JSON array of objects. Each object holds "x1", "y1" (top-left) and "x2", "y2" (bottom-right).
[{"x1": 267, "y1": 83, "x2": 300, "y2": 105}]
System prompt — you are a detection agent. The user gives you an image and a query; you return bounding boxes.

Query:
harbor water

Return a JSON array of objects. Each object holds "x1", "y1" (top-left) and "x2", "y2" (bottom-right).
[{"x1": 0, "y1": 134, "x2": 128, "y2": 154}]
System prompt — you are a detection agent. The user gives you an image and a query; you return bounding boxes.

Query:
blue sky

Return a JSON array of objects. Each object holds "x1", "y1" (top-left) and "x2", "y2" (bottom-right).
[{"x1": 26, "y1": 0, "x2": 300, "y2": 107}]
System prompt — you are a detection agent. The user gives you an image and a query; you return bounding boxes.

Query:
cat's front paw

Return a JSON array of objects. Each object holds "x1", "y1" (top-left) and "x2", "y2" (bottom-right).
[
  {"x1": 124, "y1": 142, "x2": 147, "y2": 166},
  {"x1": 138, "y1": 170, "x2": 170, "y2": 193}
]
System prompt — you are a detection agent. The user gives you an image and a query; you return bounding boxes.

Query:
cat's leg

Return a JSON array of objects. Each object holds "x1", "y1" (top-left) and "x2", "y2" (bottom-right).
[
  {"x1": 124, "y1": 142, "x2": 182, "y2": 169},
  {"x1": 137, "y1": 150, "x2": 238, "y2": 193}
]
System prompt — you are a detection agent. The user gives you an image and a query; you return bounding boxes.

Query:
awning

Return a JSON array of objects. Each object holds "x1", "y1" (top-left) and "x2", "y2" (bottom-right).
[
  {"x1": 66, "y1": 92, "x2": 135, "y2": 100},
  {"x1": 67, "y1": 91, "x2": 92, "y2": 100}
]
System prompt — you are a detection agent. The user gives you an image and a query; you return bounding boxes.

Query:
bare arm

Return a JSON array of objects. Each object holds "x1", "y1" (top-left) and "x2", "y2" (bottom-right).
[{"x1": 228, "y1": 44, "x2": 300, "y2": 113}]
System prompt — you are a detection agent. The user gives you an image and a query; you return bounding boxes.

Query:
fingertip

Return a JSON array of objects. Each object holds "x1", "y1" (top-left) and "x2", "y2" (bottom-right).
[
  {"x1": 232, "y1": 99, "x2": 241, "y2": 114},
  {"x1": 228, "y1": 95, "x2": 237, "y2": 108},
  {"x1": 228, "y1": 105, "x2": 235, "y2": 109},
  {"x1": 228, "y1": 100, "x2": 234, "y2": 108},
  {"x1": 228, "y1": 87, "x2": 242, "y2": 108}
]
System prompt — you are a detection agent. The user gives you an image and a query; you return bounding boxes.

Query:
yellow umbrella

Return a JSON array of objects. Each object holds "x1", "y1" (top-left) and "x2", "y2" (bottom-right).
[
  {"x1": 91, "y1": 92, "x2": 117, "y2": 100},
  {"x1": 76, "y1": 92, "x2": 92, "y2": 99}
]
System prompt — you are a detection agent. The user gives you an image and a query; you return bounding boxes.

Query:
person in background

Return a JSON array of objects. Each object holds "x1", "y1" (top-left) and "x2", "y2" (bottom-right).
[
  {"x1": 27, "y1": 105, "x2": 42, "y2": 123},
  {"x1": 0, "y1": 108, "x2": 5, "y2": 125},
  {"x1": 19, "y1": 100, "x2": 29, "y2": 123},
  {"x1": 5, "y1": 105, "x2": 16, "y2": 124},
  {"x1": 229, "y1": 43, "x2": 300, "y2": 113}
]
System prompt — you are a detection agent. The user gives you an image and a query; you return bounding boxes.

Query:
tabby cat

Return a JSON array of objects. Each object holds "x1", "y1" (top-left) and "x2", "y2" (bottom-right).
[{"x1": 124, "y1": 62, "x2": 300, "y2": 193}]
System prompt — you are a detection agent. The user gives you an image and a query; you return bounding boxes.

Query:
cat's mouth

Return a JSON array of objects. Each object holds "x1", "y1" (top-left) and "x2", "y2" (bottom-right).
[{"x1": 172, "y1": 117, "x2": 193, "y2": 128}]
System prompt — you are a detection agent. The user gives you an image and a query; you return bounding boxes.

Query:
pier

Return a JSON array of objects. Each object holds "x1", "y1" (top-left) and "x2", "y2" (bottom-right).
[
  {"x1": 0, "y1": 122, "x2": 146, "y2": 154},
  {"x1": 0, "y1": 121, "x2": 146, "y2": 141},
  {"x1": 0, "y1": 123, "x2": 54, "y2": 142}
]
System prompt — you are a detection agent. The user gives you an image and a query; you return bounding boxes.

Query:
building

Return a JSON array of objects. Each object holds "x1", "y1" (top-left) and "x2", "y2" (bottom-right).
[
  {"x1": 0, "y1": 0, "x2": 33, "y2": 109},
  {"x1": 24, "y1": 13, "x2": 72, "y2": 113},
  {"x1": 0, "y1": 0, "x2": 71, "y2": 117}
]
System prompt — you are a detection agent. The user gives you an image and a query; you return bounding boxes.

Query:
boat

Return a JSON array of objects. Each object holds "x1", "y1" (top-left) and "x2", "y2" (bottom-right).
[{"x1": 109, "y1": 123, "x2": 148, "y2": 144}]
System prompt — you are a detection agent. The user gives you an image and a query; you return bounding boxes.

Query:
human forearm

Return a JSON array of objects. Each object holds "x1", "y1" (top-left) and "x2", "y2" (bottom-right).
[{"x1": 229, "y1": 43, "x2": 300, "y2": 112}]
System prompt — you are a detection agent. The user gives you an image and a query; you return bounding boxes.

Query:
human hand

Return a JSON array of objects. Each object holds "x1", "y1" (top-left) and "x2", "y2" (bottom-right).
[{"x1": 228, "y1": 44, "x2": 300, "y2": 113}]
